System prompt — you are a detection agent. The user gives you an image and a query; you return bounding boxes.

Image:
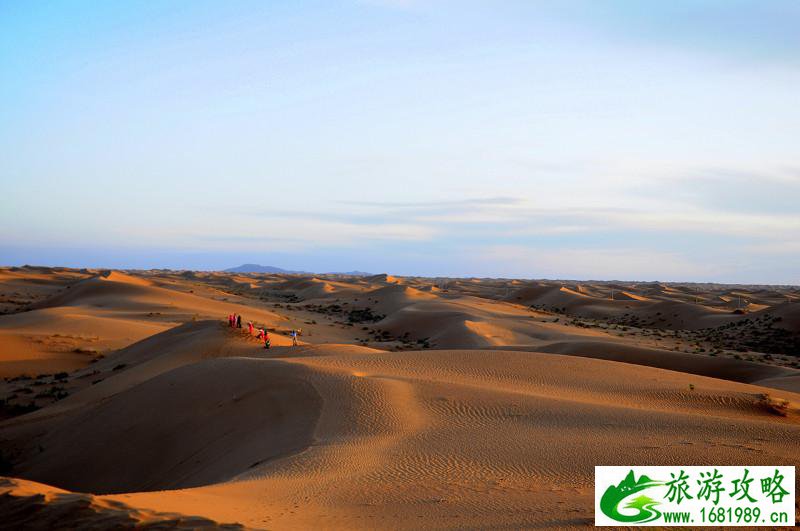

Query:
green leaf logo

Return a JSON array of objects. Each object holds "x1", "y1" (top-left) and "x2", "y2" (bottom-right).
[{"x1": 600, "y1": 470, "x2": 665, "y2": 523}]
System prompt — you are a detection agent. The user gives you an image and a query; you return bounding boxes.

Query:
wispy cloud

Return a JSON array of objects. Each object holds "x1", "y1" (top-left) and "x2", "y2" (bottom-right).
[
  {"x1": 2, "y1": 1, "x2": 798, "y2": 282},
  {"x1": 188, "y1": 219, "x2": 438, "y2": 251},
  {"x1": 337, "y1": 197, "x2": 523, "y2": 210},
  {"x1": 473, "y1": 245, "x2": 717, "y2": 281}
]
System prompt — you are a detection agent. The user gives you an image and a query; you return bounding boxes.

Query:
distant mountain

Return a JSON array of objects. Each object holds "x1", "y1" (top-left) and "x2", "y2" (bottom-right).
[
  {"x1": 224, "y1": 264, "x2": 308, "y2": 274},
  {"x1": 224, "y1": 264, "x2": 373, "y2": 276}
]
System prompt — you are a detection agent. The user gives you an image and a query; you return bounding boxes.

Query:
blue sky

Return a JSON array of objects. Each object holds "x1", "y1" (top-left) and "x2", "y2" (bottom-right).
[{"x1": 1, "y1": 1, "x2": 799, "y2": 283}]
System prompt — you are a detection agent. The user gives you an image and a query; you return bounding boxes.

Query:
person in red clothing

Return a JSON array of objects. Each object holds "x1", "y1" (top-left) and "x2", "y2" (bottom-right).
[
  {"x1": 263, "y1": 330, "x2": 271, "y2": 349},
  {"x1": 248, "y1": 321, "x2": 254, "y2": 335}
]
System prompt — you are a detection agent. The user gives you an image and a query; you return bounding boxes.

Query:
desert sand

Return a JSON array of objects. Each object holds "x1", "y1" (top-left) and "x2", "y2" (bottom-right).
[{"x1": 1, "y1": 267, "x2": 799, "y2": 529}]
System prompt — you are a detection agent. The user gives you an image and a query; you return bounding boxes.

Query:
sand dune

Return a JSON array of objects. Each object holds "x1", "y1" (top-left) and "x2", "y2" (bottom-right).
[
  {"x1": 0, "y1": 477, "x2": 243, "y2": 530},
  {"x1": 528, "y1": 340, "x2": 799, "y2": 390},
  {"x1": 0, "y1": 271, "x2": 286, "y2": 379},
  {"x1": 4, "y1": 357, "x2": 321, "y2": 494},
  {"x1": 1, "y1": 268, "x2": 799, "y2": 528},
  {"x1": 768, "y1": 301, "x2": 800, "y2": 330},
  {"x1": 5, "y1": 338, "x2": 798, "y2": 528},
  {"x1": 366, "y1": 273, "x2": 401, "y2": 284},
  {"x1": 0, "y1": 267, "x2": 90, "y2": 314},
  {"x1": 0, "y1": 308, "x2": 169, "y2": 378},
  {"x1": 614, "y1": 290, "x2": 650, "y2": 301}
]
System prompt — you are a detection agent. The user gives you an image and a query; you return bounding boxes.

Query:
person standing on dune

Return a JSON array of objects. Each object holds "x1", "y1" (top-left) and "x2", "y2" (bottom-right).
[
  {"x1": 236, "y1": 314, "x2": 242, "y2": 328},
  {"x1": 264, "y1": 330, "x2": 270, "y2": 349},
  {"x1": 290, "y1": 329, "x2": 298, "y2": 346},
  {"x1": 248, "y1": 321, "x2": 254, "y2": 335}
]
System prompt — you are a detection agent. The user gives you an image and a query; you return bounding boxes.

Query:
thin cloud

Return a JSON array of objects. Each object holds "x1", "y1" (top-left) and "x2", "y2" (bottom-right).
[
  {"x1": 337, "y1": 197, "x2": 522, "y2": 210},
  {"x1": 475, "y1": 245, "x2": 717, "y2": 282}
]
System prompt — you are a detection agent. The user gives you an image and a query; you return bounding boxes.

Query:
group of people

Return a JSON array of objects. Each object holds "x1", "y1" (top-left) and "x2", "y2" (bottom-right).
[
  {"x1": 228, "y1": 313, "x2": 270, "y2": 348},
  {"x1": 227, "y1": 313, "x2": 301, "y2": 349}
]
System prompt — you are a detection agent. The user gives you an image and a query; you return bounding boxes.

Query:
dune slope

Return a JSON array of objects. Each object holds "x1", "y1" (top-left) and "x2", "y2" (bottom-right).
[
  {"x1": 0, "y1": 477, "x2": 243, "y2": 530},
  {"x1": 2, "y1": 269, "x2": 799, "y2": 529},
  {"x1": 3, "y1": 336, "x2": 798, "y2": 529}
]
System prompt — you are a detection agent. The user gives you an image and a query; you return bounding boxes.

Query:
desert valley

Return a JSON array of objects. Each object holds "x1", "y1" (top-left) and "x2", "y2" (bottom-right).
[{"x1": 0, "y1": 266, "x2": 798, "y2": 529}]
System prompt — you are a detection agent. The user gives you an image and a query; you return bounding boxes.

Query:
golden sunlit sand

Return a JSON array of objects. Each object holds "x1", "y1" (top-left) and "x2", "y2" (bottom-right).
[
  {"x1": 1, "y1": 267, "x2": 799, "y2": 529},
  {"x1": 5, "y1": 1, "x2": 800, "y2": 528}
]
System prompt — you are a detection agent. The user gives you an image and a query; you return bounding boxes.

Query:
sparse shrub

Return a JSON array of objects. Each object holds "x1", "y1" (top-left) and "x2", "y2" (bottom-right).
[{"x1": 758, "y1": 394, "x2": 790, "y2": 417}]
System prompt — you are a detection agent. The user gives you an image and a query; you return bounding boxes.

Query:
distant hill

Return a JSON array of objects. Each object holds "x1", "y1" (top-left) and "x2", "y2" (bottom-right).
[
  {"x1": 224, "y1": 264, "x2": 372, "y2": 276},
  {"x1": 224, "y1": 264, "x2": 308, "y2": 274}
]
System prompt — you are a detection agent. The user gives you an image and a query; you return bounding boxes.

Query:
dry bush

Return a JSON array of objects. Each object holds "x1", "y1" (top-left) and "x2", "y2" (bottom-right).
[{"x1": 758, "y1": 393, "x2": 790, "y2": 417}]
